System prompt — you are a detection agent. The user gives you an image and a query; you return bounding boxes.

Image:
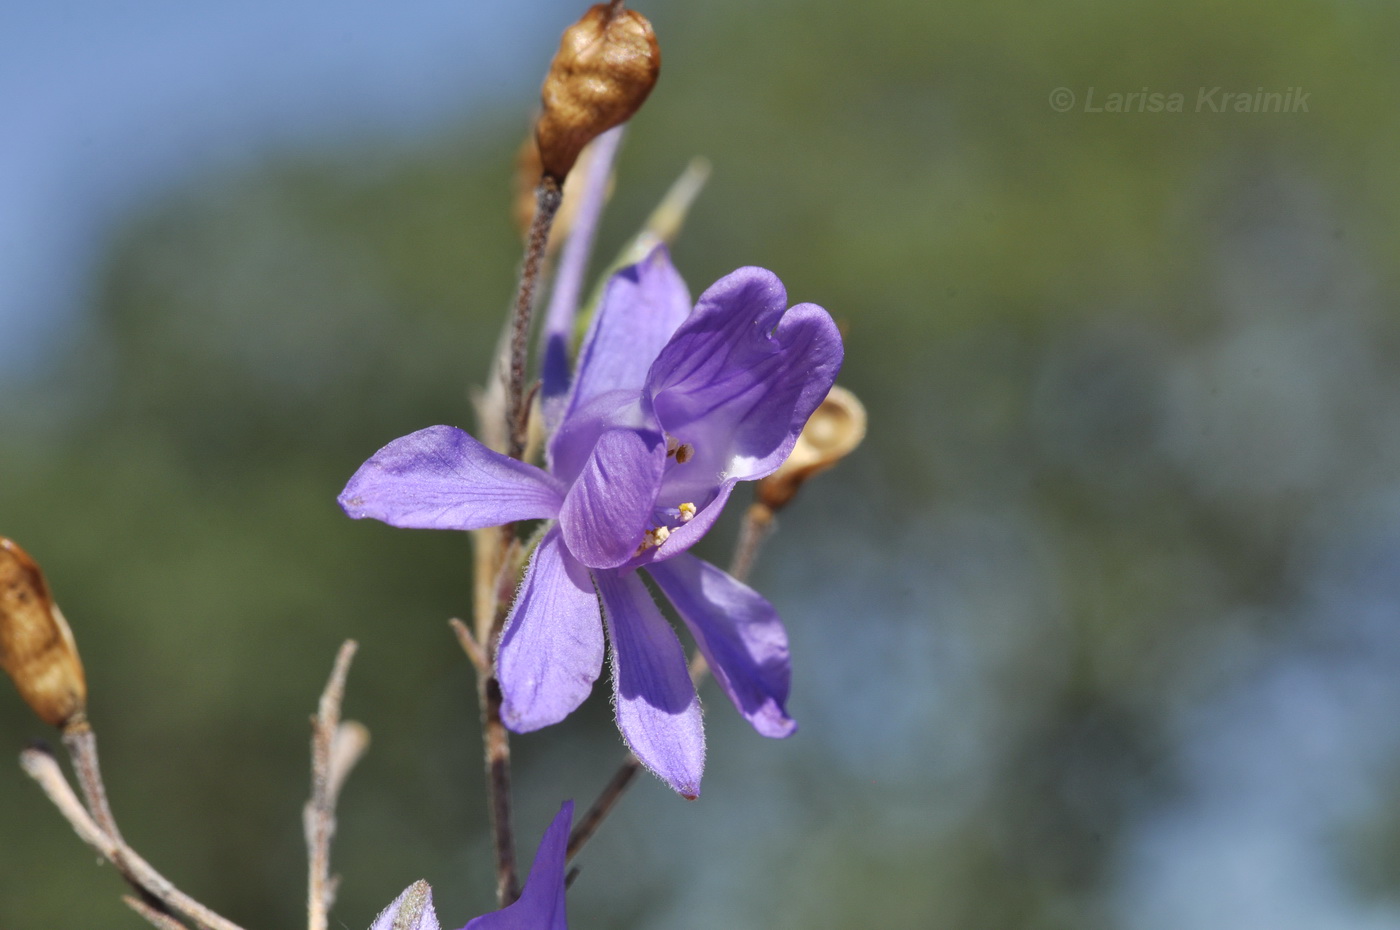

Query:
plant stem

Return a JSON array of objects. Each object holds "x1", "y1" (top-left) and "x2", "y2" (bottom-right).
[
  {"x1": 565, "y1": 755, "x2": 640, "y2": 863},
  {"x1": 480, "y1": 674, "x2": 519, "y2": 906},
  {"x1": 475, "y1": 175, "x2": 563, "y2": 906},
  {"x1": 61, "y1": 715, "x2": 123, "y2": 845},
  {"x1": 306, "y1": 641, "x2": 365, "y2": 930},
  {"x1": 21, "y1": 745, "x2": 249, "y2": 930},
  {"x1": 505, "y1": 178, "x2": 564, "y2": 462}
]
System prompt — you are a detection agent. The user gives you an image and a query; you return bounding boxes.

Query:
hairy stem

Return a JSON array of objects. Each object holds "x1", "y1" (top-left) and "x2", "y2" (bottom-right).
[{"x1": 505, "y1": 178, "x2": 564, "y2": 462}]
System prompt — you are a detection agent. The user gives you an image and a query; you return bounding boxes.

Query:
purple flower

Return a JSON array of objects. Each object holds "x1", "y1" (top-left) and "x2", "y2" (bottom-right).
[
  {"x1": 340, "y1": 248, "x2": 843, "y2": 797},
  {"x1": 371, "y1": 880, "x2": 440, "y2": 930},
  {"x1": 370, "y1": 801, "x2": 573, "y2": 930},
  {"x1": 465, "y1": 801, "x2": 572, "y2": 930}
]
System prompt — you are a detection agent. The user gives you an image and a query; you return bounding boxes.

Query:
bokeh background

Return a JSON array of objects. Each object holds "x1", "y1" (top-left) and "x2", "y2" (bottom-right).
[{"x1": 4, "y1": 1, "x2": 1400, "y2": 927}]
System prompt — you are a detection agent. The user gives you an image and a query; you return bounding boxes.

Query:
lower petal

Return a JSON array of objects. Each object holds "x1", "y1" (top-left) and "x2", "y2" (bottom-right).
[
  {"x1": 498, "y1": 529, "x2": 604, "y2": 732},
  {"x1": 595, "y1": 569, "x2": 705, "y2": 798},
  {"x1": 647, "y1": 555, "x2": 795, "y2": 738}
]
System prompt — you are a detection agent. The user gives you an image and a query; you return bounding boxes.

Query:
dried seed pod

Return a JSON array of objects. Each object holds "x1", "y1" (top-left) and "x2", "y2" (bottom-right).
[
  {"x1": 758, "y1": 385, "x2": 868, "y2": 512},
  {"x1": 534, "y1": 3, "x2": 659, "y2": 182},
  {"x1": 0, "y1": 538, "x2": 87, "y2": 728}
]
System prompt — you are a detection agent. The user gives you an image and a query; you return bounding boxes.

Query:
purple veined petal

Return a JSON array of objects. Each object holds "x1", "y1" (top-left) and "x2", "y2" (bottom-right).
[
  {"x1": 644, "y1": 267, "x2": 843, "y2": 483},
  {"x1": 551, "y1": 245, "x2": 691, "y2": 461},
  {"x1": 371, "y1": 880, "x2": 440, "y2": 930},
  {"x1": 647, "y1": 554, "x2": 795, "y2": 739},
  {"x1": 498, "y1": 528, "x2": 604, "y2": 733},
  {"x1": 465, "y1": 801, "x2": 573, "y2": 930},
  {"x1": 558, "y1": 427, "x2": 668, "y2": 570},
  {"x1": 596, "y1": 569, "x2": 705, "y2": 798},
  {"x1": 340, "y1": 426, "x2": 565, "y2": 530},
  {"x1": 540, "y1": 126, "x2": 626, "y2": 433}
]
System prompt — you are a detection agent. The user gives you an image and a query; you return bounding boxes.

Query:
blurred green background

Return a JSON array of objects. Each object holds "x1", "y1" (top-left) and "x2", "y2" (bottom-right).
[{"x1": 4, "y1": 0, "x2": 1400, "y2": 927}]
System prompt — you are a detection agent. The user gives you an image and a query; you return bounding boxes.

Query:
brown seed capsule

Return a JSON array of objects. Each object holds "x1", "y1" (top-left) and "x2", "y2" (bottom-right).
[
  {"x1": 757, "y1": 385, "x2": 868, "y2": 512},
  {"x1": 0, "y1": 538, "x2": 87, "y2": 728},
  {"x1": 534, "y1": 3, "x2": 660, "y2": 182}
]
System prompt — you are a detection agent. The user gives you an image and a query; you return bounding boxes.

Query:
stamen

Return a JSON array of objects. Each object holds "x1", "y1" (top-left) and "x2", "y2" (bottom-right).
[
  {"x1": 678, "y1": 502, "x2": 697, "y2": 522},
  {"x1": 674, "y1": 443, "x2": 694, "y2": 464},
  {"x1": 636, "y1": 524, "x2": 673, "y2": 554}
]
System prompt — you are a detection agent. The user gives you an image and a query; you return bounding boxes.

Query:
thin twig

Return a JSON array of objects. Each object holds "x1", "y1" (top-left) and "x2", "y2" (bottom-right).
[
  {"x1": 20, "y1": 746, "x2": 248, "y2": 930},
  {"x1": 568, "y1": 501, "x2": 779, "y2": 862},
  {"x1": 480, "y1": 674, "x2": 519, "y2": 906},
  {"x1": 504, "y1": 178, "x2": 564, "y2": 462},
  {"x1": 469, "y1": 528, "x2": 523, "y2": 908},
  {"x1": 449, "y1": 618, "x2": 489, "y2": 675},
  {"x1": 306, "y1": 640, "x2": 362, "y2": 930},
  {"x1": 124, "y1": 895, "x2": 194, "y2": 930},
  {"x1": 727, "y1": 502, "x2": 776, "y2": 584},
  {"x1": 565, "y1": 755, "x2": 640, "y2": 863},
  {"x1": 61, "y1": 715, "x2": 123, "y2": 845}
]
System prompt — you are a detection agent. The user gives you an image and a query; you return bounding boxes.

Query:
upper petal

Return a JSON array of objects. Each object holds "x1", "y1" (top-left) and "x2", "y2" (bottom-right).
[
  {"x1": 339, "y1": 426, "x2": 564, "y2": 530},
  {"x1": 498, "y1": 528, "x2": 603, "y2": 733},
  {"x1": 558, "y1": 427, "x2": 667, "y2": 569},
  {"x1": 644, "y1": 267, "x2": 843, "y2": 483},
  {"x1": 370, "y1": 881, "x2": 440, "y2": 930},
  {"x1": 647, "y1": 554, "x2": 795, "y2": 738},
  {"x1": 465, "y1": 801, "x2": 573, "y2": 930},
  {"x1": 555, "y1": 246, "x2": 691, "y2": 440},
  {"x1": 596, "y1": 569, "x2": 705, "y2": 798}
]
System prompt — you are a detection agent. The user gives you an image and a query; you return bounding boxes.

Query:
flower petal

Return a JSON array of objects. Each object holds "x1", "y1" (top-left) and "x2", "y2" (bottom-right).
[
  {"x1": 596, "y1": 569, "x2": 705, "y2": 798},
  {"x1": 644, "y1": 267, "x2": 843, "y2": 482},
  {"x1": 647, "y1": 555, "x2": 795, "y2": 738},
  {"x1": 370, "y1": 880, "x2": 440, "y2": 930},
  {"x1": 498, "y1": 529, "x2": 603, "y2": 733},
  {"x1": 465, "y1": 801, "x2": 573, "y2": 930},
  {"x1": 540, "y1": 126, "x2": 626, "y2": 432},
  {"x1": 559, "y1": 246, "x2": 691, "y2": 429},
  {"x1": 558, "y1": 427, "x2": 667, "y2": 569},
  {"x1": 340, "y1": 426, "x2": 564, "y2": 530}
]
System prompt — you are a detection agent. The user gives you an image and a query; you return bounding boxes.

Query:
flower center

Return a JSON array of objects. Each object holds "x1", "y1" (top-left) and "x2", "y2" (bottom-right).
[
  {"x1": 634, "y1": 500, "x2": 697, "y2": 554},
  {"x1": 665, "y1": 436, "x2": 695, "y2": 464}
]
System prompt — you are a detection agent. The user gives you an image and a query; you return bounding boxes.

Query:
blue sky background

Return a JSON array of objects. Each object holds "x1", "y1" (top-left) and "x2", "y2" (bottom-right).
[{"x1": 0, "y1": 0, "x2": 574, "y2": 379}]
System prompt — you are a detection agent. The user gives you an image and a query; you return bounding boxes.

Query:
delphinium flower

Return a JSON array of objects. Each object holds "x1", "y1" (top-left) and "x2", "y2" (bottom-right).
[
  {"x1": 340, "y1": 247, "x2": 843, "y2": 797},
  {"x1": 371, "y1": 802, "x2": 573, "y2": 930}
]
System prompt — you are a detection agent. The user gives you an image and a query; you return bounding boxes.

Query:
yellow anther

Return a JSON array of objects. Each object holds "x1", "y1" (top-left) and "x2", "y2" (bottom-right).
[{"x1": 678, "y1": 502, "x2": 697, "y2": 522}]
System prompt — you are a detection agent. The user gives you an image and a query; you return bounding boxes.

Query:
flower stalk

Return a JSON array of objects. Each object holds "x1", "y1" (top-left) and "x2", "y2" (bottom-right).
[
  {"x1": 20, "y1": 744, "x2": 250, "y2": 930},
  {"x1": 306, "y1": 640, "x2": 368, "y2": 930}
]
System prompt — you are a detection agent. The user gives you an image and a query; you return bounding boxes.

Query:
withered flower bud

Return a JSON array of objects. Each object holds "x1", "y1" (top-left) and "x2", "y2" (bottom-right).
[
  {"x1": 758, "y1": 385, "x2": 868, "y2": 512},
  {"x1": 534, "y1": 3, "x2": 659, "y2": 182},
  {"x1": 0, "y1": 538, "x2": 87, "y2": 728}
]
